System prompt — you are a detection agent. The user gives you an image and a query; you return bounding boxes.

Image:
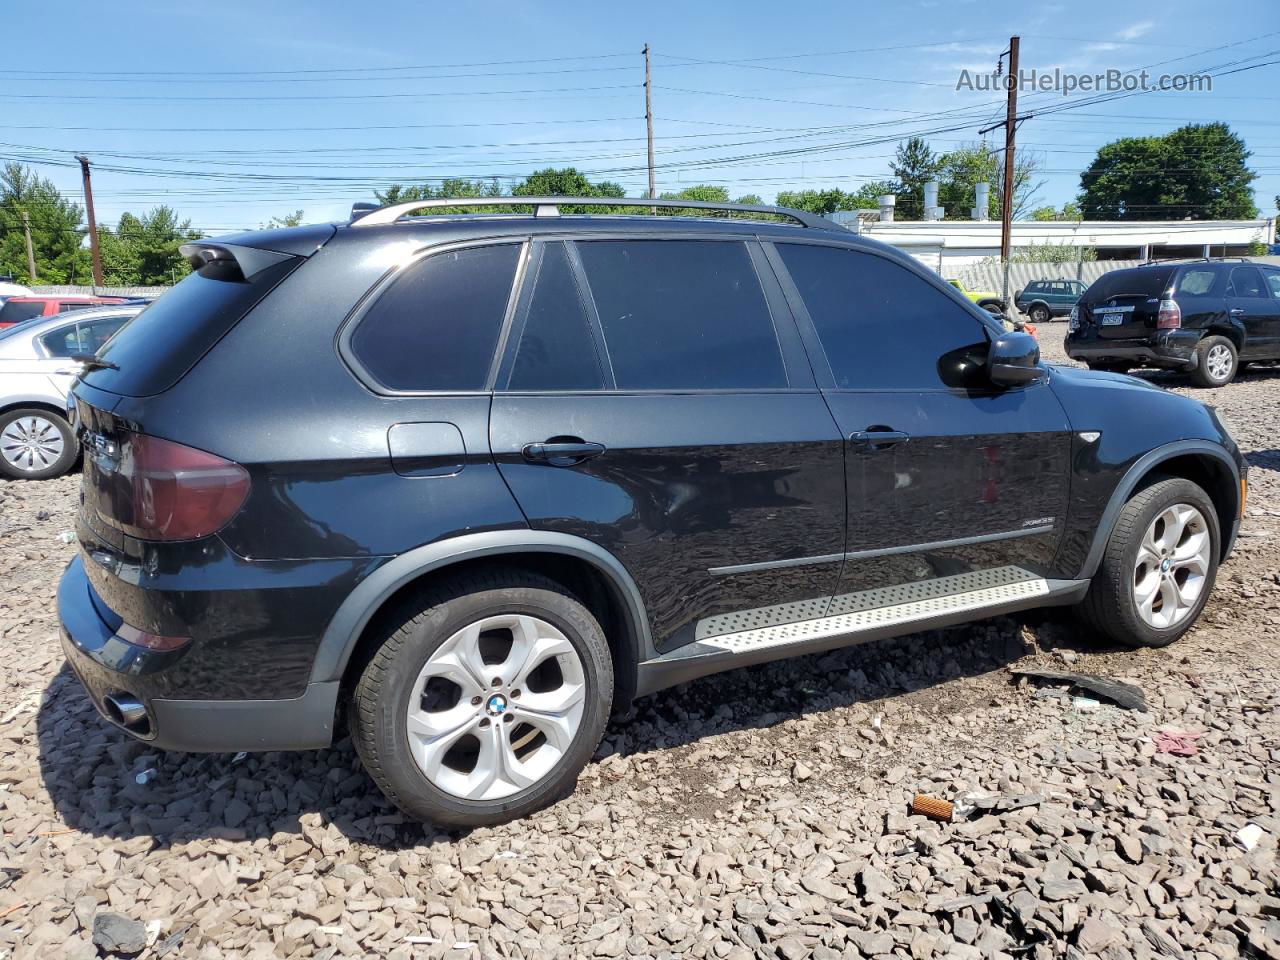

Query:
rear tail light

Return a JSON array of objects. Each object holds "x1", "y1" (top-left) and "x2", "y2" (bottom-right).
[
  {"x1": 1068, "y1": 305, "x2": 1079, "y2": 331},
  {"x1": 1157, "y1": 299, "x2": 1181, "y2": 329},
  {"x1": 112, "y1": 433, "x2": 250, "y2": 541},
  {"x1": 118, "y1": 624, "x2": 190, "y2": 651}
]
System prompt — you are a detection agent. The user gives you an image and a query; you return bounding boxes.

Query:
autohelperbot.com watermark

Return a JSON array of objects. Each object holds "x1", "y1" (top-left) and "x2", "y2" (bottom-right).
[{"x1": 956, "y1": 68, "x2": 1212, "y2": 96}]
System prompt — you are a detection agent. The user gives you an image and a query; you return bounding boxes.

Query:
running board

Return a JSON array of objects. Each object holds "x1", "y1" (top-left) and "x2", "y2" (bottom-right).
[{"x1": 634, "y1": 575, "x2": 1089, "y2": 698}]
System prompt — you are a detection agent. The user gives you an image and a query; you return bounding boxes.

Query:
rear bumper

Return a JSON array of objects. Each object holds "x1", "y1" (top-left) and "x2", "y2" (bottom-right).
[
  {"x1": 1065, "y1": 332, "x2": 1200, "y2": 370},
  {"x1": 58, "y1": 555, "x2": 338, "y2": 752}
]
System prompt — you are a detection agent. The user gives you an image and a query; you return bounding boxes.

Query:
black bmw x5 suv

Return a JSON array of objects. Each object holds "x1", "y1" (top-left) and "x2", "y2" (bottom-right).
[{"x1": 59, "y1": 197, "x2": 1246, "y2": 826}]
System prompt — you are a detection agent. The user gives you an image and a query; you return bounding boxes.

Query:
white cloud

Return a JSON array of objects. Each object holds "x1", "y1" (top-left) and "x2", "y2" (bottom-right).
[{"x1": 1117, "y1": 20, "x2": 1156, "y2": 41}]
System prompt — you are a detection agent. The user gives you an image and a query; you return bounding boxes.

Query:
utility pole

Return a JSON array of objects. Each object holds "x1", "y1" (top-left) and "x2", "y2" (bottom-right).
[
  {"x1": 75, "y1": 154, "x2": 104, "y2": 289},
  {"x1": 979, "y1": 36, "x2": 1025, "y2": 319},
  {"x1": 20, "y1": 210, "x2": 36, "y2": 282},
  {"x1": 643, "y1": 44, "x2": 656, "y2": 204}
]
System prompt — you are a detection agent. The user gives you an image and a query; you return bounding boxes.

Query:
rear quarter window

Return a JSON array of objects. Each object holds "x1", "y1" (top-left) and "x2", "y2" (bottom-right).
[
  {"x1": 1176, "y1": 269, "x2": 1221, "y2": 296},
  {"x1": 347, "y1": 243, "x2": 521, "y2": 393}
]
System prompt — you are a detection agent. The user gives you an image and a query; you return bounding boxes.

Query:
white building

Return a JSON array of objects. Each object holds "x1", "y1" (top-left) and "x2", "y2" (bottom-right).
[{"x1": 828, "y1": 210, "x2": 1274, "y2": 275}]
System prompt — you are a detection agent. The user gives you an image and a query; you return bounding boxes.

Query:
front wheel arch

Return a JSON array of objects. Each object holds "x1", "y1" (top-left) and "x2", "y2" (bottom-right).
[{"x1": 1077, "y1": 443, "x2": 1240, "y2": 581}]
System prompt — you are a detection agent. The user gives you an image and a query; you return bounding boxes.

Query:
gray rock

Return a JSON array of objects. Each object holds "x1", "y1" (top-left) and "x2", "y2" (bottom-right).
[{"x1": 92, "y1": 913, "x2": 147, "y2": 956}]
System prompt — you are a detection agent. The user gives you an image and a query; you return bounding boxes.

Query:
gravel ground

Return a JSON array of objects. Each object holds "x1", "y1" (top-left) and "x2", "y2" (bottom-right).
[{"x1": 1, "y1": 331, "x2": 1277, "y2": 959}]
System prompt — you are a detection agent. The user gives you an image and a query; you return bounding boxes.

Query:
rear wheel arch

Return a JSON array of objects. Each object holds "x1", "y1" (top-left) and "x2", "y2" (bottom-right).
[
  {"x1": 1080, "y1": 443, "x2": 1240, "y2": 580},
  {"x1": 1204, "y1": 324, "x2": 1244, "y2": 351},
  {"x1": 319, "y1": 533, "x2": 649, "y2": 709},
  {"x1": 0, "y1": 399, "x2": 68, "y2": 421}
]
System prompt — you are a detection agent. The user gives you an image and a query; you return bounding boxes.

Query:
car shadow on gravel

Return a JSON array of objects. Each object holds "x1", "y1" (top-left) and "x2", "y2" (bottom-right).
[
  {"x1": 1244, "y1": 449, "x2": 1280, "y2": 474},
  {"x1": 36, "y1": 609, "x2": 1111, "y2": 848}
]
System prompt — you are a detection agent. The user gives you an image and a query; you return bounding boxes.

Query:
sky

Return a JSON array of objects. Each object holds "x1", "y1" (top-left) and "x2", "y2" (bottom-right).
[{"x1": 4, "y1": 0, "x2": 1278, "y2": 237}]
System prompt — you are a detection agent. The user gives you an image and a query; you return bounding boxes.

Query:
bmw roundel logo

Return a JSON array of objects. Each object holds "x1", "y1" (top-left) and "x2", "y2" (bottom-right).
[{"x1": 486, "y1": 694, "x2": 508, "y2": 716}]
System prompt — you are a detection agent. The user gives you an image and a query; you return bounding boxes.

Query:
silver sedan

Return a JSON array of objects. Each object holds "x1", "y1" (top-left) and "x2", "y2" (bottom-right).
[{"x1": 0, "y1": 304, "x2": 144, "y2": 479}]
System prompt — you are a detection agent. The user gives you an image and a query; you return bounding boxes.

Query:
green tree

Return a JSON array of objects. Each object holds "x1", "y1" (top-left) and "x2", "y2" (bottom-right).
[
  {"x1": 775, "y1": 182, "x2": 895, "y2": 216},
  {"x1": 935, "y1": 143, "x2": 1042, "y2": 220},
  {"x1": 374, "y1": 178, "x2": 504, "y2": 210},
  {"x1": 1030, "y1": 202, "x2": 1082, "y2": 222},
  {"x1": 1078, "y1": 123, "x2": 1258, "y2": 220},
  {"x1": 97, "y1": 206, "x2": 200, "y2": 286},
  {"x1": 260, "y1": 210, "x2": 305, "y2": 229},
  {"x1": 0, "y1": 162, "x2": 91, "y2": 284},
  {"x1": 890, "y1": 137, "x2": 940, "y2": 219},
  {"x1": 657, "y1": 185, "x2": 770, "y2": 218}
]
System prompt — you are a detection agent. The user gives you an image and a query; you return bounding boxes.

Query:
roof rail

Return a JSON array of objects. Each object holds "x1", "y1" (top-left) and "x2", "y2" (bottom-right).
[
  {"x1": 348, "y1": 195, "x2": 832, "y2": 229},
  {"x1": 1140, "y1": 255, "x2": 1253, "y2": 266}
]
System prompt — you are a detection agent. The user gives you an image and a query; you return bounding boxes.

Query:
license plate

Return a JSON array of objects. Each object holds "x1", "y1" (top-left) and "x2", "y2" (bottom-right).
[{"x1": 1100, "y1": 313, "x2": 1124, "y2": 326}]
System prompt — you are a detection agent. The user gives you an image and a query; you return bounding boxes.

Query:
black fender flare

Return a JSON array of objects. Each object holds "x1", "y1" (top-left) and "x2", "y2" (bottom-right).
[
  {"x1": 309, "y1": 530, "x2": 654, "y2": 685},
  {"x1": 1023, "y1": 299, "x2": 1052, "y2": 318},
  {"x1": 1077, "y1": 439, "x2": 1241, "y2": 580}
]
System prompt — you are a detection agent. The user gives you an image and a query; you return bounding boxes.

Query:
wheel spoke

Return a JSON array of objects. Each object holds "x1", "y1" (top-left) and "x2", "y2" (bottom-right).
[
  {"x1": 405, "y1": 610, "x2": 587, "y2": 802},
  {"x1": 517, "y1": 679, "x2": 585, "y2": 719}
]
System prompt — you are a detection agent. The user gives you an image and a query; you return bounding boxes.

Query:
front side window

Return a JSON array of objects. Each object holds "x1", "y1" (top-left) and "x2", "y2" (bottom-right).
[
  {"x1": 574, "y1": 239, "x2": 786, "y2": 391},
  {"x1": 776, "y1": 243, "x2": 988, "y2": 390},
  {"x1": 1265, "y1": 269, "x2": 1280, "y2": 299},
  {"x1": 349, "y1": 243, "x2": 520, "y2": 392}
]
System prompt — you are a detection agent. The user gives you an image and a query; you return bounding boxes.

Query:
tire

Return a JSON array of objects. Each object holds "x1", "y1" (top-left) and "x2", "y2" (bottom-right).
[
  {"x1": 0, "y1": 408, "x2": 78, "y2": 480},
  {"x1": 979, "y1": 301, "x2": 1004, "y2": 316},
  {"x1": 1029, "y1": 304, "x2": 1050, "y2": 325},
  {"x1": 1191, "y1": 335, "x2": 1237, "y2": 388},
  {"x1": 1078, "y1": 476, "x2": 1219, "y2": 648},
  {"x1": 350, "y1": 569, "x2": 614, "y2": 827}
]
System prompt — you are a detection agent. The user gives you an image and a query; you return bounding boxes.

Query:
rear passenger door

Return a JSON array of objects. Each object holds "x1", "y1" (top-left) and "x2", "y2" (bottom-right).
[
  {"x1": 768, "y1": 241, "x2": 1073, "y2": 602},
  {"x1": 489, "y1": 237, "x2": 847, "y2": 653}
]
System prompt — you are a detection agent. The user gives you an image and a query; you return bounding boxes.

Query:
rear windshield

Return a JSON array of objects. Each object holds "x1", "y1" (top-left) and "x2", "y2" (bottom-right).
[
  {"x1": 1083, "y1": 267, "x2": 1174, "y2": 302},
  {"x1": 81, "y1": 258, "x2": 299, "y2": 397},
  {"x1": 0, "y1": 301, "x2": 44, "y2": 325}
]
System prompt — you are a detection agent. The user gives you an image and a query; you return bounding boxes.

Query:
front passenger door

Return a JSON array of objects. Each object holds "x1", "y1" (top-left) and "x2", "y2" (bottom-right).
[{"x1": 769, "y1": 241, "x2": 1073, "y2": 601}]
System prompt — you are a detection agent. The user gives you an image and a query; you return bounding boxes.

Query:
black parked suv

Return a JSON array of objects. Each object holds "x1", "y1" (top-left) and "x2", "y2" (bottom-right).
[
  {"x1": 59, "y1": 197, "x2": 1246, "y2": 826},
  {"x1": 1065, "y1": 259, "x2": 1280, "y2": 387}
]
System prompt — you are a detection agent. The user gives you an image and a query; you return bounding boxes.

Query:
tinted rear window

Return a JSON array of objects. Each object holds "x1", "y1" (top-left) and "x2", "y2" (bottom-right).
[
  {"x1": 82, "y1": 258, "x2": 300, "y2": 396},
  {"x1": 1084, "y1": 267, "x2": 1175, "y2": 302},
  {"x1": 0, "y1": 301, "x2": 44, "y2": 325}
]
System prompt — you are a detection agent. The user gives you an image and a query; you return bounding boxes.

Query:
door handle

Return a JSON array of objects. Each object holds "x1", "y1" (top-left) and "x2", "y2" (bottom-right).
[
  {"x1": 522, "y1": 439, "x2": 606, "y2": 466},
  {"x1": 850, "y1": 429, "x2": 910, "y2": 449},
  {"x1": 1229, "y1": 307, "x2": 1244, "y2": 316}
]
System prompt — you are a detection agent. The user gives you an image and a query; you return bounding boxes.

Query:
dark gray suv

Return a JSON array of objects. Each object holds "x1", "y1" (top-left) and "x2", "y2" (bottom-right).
[{"x1": 59, "y1": 198, "x2": 1245, "y2": 825}]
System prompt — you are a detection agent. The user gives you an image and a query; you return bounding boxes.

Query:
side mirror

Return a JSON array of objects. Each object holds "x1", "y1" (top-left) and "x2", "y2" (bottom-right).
[{"x1": 988, "y1": 331, "x2": 1044, "y2": 386}]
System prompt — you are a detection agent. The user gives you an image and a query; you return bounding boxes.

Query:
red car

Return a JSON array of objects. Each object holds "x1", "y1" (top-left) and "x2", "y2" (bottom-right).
[{"x1": 0, "y1": 295, "x2": 128, "y2": 329}]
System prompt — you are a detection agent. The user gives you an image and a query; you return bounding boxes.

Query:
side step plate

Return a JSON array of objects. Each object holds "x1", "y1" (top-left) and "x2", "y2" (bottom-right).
[{"x1": 702, "y1": 575, "x2": 1050, "y2": 654}]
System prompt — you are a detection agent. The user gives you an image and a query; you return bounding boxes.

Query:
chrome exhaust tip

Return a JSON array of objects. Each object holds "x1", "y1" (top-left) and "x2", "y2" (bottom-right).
[{"x1": 103, "y1": 693, "x2": 147, "y2": 728}]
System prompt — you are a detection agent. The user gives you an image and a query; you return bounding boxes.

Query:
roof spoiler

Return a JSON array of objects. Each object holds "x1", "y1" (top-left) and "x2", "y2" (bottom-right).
[{"x1": 179, "y1": 242, "x2": 297, "y2": 280}]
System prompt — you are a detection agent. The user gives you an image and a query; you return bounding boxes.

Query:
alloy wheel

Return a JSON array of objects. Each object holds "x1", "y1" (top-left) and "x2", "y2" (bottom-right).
[
  {"x1": 1205, "y1": 344, "x2": 1233, "y2": 382},
  {"x1": 0, "y1": 415, "x2": 66, "y2": 473},
  {"x1": 406, "y1": 614, "x2": 586, "y2": 801},
  {"x1": 1132, "y1": 503, "x2": 1211, "y2": 629}
]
